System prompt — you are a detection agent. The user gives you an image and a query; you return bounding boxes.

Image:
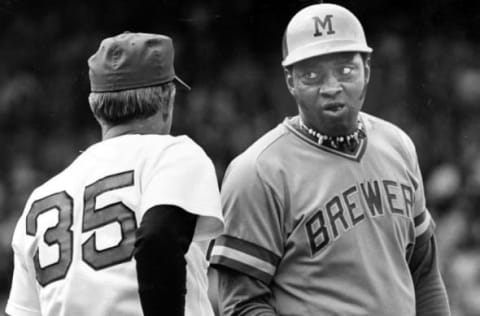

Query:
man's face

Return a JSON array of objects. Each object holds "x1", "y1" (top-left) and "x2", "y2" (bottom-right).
[{"x1": 286, "y1": 52, "x2": 370, "y2": 136}]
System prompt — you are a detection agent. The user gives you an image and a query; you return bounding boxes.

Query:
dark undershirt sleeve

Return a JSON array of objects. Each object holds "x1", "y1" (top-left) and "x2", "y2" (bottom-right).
[
  {"x1": 409, "y1": 234, "x2": 451, "y2": 316},
  {"x1": 134, "y1": 205, "x2": 197, "y2": 316},
  {"x1": 210, "y1": 265, "x2": 277, "y2": 316}
]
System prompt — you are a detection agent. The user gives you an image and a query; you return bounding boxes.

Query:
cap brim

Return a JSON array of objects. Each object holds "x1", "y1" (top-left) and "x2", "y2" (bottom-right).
[
  {"x1": 282, "y1": 40, "x2": 373, "y2": 67},
  {"x1": 174, "y1": 76, "x2": 191, "y2": 90}
]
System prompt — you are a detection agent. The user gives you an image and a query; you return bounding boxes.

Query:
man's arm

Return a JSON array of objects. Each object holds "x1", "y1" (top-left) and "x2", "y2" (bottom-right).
[
  {"x1": 5, "y1": 218, "x2": 42, "y2": 316},
  {"x1": 210, "y1": 265, "x2": 277, "y2": 316},
  {"x1": 134, "y1": 205, "x2": 197, "y2": 316},
  {"x1": 409, "y1": 234, "x2": 451, "y2": 316}
]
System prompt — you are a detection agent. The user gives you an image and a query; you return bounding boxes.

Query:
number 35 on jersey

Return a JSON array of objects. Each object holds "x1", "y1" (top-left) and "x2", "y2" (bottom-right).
[{"x1": 26, "y1": 170, "x2": 138, "y2": 287}]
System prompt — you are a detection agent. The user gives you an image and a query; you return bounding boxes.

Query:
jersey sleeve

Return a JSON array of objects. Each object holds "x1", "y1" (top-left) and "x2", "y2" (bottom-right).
[
  {"x1": 139, "y1": 137, "x2": 223, "y2": 241},
  {"x1": 6, "y1": 217, "x2": 41, "y2": 316},
  {"x1": 400, "y1": 131, "x2": 435, "y2": 246},
  {"x1": 209, "y1": 156, "x2": 284, "y2": 285}
]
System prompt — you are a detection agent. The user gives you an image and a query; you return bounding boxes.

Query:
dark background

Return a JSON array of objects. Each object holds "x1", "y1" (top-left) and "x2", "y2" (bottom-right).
[{"x1": 1, "y1": 0, "x2": 480, "y2": 314}]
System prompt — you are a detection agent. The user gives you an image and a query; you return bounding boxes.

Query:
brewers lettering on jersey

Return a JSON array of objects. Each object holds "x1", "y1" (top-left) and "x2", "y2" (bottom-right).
[
  {"x1": 5, "y1": 32, "x2": 224, "y2": 316},
  {"x1": 209, "y1": 3, "x2": 451, "y2": 316}
]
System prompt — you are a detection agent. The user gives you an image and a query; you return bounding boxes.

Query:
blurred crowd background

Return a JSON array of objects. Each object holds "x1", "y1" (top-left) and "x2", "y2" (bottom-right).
[{"x1": 1, "y1": 0, "x2": 480, "y2": 315}]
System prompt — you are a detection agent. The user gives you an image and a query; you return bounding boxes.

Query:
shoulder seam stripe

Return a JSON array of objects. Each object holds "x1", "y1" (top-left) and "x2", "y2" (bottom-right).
[
  {"x1": 210, "y1": 245, "x2": 276, "y2": 277},
  {"x1": 414, "y1": 210, "x2": 427, "y2": 226},
  {"x1": 415, "y1": 211, "x2": 431, "y2": 236},
  {"x1": 209, "y1": 255, "x2": 272, "y2": 285},
  {"x1": 214, "y1": 235, "x2": 281, "y2": 265}
]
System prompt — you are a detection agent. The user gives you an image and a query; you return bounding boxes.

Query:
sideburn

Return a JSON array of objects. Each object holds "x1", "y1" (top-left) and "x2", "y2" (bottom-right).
[
  {"x1": 161, "y1": 89, "x2": 174, "y2": 122},
  {"x1": 358, "y1": 56, "x2": 370, "y2": 104},
  {"x1": 358, "y1": 82, "x2": 368, "y2": 104},
  {"x1": 358, "y1": 69, "x2": 369, "y2": 104}
]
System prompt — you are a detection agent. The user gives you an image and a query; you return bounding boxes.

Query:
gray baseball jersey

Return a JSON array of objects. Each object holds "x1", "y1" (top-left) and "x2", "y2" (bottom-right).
[{"x1": 210, "y1": 112, "x2": 434, "y2": 315}]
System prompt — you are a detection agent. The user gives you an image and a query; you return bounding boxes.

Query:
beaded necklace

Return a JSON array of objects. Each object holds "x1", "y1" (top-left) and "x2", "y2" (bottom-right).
[{"x1": 299, "y1": 118, "x2": 365, "y2": 149}]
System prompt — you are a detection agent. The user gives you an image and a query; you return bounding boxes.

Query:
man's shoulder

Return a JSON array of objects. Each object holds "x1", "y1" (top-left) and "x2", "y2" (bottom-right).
[
  {"x1": 118, "y1": 134, "x2": 202, "y2": 151},
  {"x1": 233, "y1": 122, "x2": 290, "y2": 165},
  {"x1": 30, "y1": 135, "x2": 205, "y2": 192},
  {"x1": 91, "y1": 134, "x2": 211, "y2": 164},
  {"x1": 362, "y1": 112, "x2": 403, "y2": 132},
  {"x1": 225, "y1": 122, "x2": 292, "y2": 182},
  {"x1": 143, "y1": 134, "x2": 208, "y2": 157},
  {"x1": 361, "y1": 112, "x2": 418, "y2": 163},
  {"x1": 361, "y1": 112, "x2": 414, "y2": 144}
]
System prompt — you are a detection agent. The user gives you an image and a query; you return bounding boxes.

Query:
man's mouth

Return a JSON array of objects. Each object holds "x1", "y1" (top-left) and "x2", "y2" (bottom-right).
[{"x1": 323, "y1": 102, "x2": 346, "y2": 113}]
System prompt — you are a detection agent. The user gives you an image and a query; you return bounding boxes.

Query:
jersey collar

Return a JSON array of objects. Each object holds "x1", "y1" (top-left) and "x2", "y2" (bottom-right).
[{"x1": 285, "y1": 115, "x2": 368, "y2": 162}]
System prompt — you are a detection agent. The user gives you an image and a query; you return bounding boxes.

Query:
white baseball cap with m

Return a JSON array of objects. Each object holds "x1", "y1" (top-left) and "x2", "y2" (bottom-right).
[{"x1": 282, "y1": 3, "x2": 373, "y2": 67}]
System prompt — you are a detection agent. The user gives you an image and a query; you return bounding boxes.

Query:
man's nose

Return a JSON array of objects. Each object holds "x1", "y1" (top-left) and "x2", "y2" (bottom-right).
[{"x1": 319, "y1": 75, "x2": 342, "y2": 97}]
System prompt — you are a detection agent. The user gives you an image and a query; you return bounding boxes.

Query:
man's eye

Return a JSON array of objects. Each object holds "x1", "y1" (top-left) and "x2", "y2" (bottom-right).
[
  {"x1": 303, "y1": 72, "x2": 319, "y2": 80},
  {"x1": 340, "y1": 66, "x2": 353, "y2": 75}
]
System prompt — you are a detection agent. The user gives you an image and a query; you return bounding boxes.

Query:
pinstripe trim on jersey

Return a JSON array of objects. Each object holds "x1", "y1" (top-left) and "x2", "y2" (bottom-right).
[
  {"x1": 316, "y1": 137, "x2": 368, "y2": 162},
  {"x1": 414, "y1": 210, "x2": 434, "y2": 245},
  {"x1": 209, "y1": 235, "x2": 281, "y2": 284}
]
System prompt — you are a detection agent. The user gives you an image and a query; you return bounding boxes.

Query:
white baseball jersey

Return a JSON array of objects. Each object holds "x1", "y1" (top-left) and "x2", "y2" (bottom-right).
[
  {"x1": 210, "y1": 112, "x2": 434, "y2": 315},
  {"x1": 6, "y1": 134, "x2": 224, "y2": 316}
]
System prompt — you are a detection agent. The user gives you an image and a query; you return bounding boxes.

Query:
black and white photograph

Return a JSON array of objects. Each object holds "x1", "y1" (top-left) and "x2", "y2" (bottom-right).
[{"x1": 0, "y1": 1, "x2": 479, "y2": 315}]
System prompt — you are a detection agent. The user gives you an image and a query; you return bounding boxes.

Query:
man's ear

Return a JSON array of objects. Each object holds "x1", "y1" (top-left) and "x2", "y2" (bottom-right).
[
  {"x1": 363, "y1": 55, "x2": 371, "y2": 85},
  {"x1": 284, "y1": 67, "x2": 296, "y2": 96}
]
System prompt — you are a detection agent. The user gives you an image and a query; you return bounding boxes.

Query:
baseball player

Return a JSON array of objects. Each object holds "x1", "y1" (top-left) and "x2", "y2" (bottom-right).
[
  {"x1": 209, "y1": 3, "x2": 451, "y2": 315},
  {"x1": 5, "y1": 32, "x2": 224, "y2": 316}
]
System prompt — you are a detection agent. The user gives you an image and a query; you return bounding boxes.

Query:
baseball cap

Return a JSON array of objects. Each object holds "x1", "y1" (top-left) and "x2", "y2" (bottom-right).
[
  {"x1": 88, "y1": 32, "x2": 190, "y2": 92},
  {"x1": 282, "y1": 3, "x2": 372, "y2": 67}
]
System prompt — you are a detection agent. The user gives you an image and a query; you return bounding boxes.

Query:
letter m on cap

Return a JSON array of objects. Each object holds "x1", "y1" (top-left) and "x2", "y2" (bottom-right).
[{"x1": 312, "y1": 15, "x2": 335, "y2": 37}]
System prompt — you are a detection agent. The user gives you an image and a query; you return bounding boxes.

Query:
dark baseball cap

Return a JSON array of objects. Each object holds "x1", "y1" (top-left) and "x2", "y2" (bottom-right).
[{"x1": 88, "y1": 32, "x2": 190, "y2": 92}]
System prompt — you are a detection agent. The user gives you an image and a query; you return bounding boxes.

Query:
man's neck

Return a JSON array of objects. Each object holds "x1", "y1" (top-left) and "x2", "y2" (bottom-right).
[{"x1": 101, "y1": 118, "x2": 170, "y2": 140}]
